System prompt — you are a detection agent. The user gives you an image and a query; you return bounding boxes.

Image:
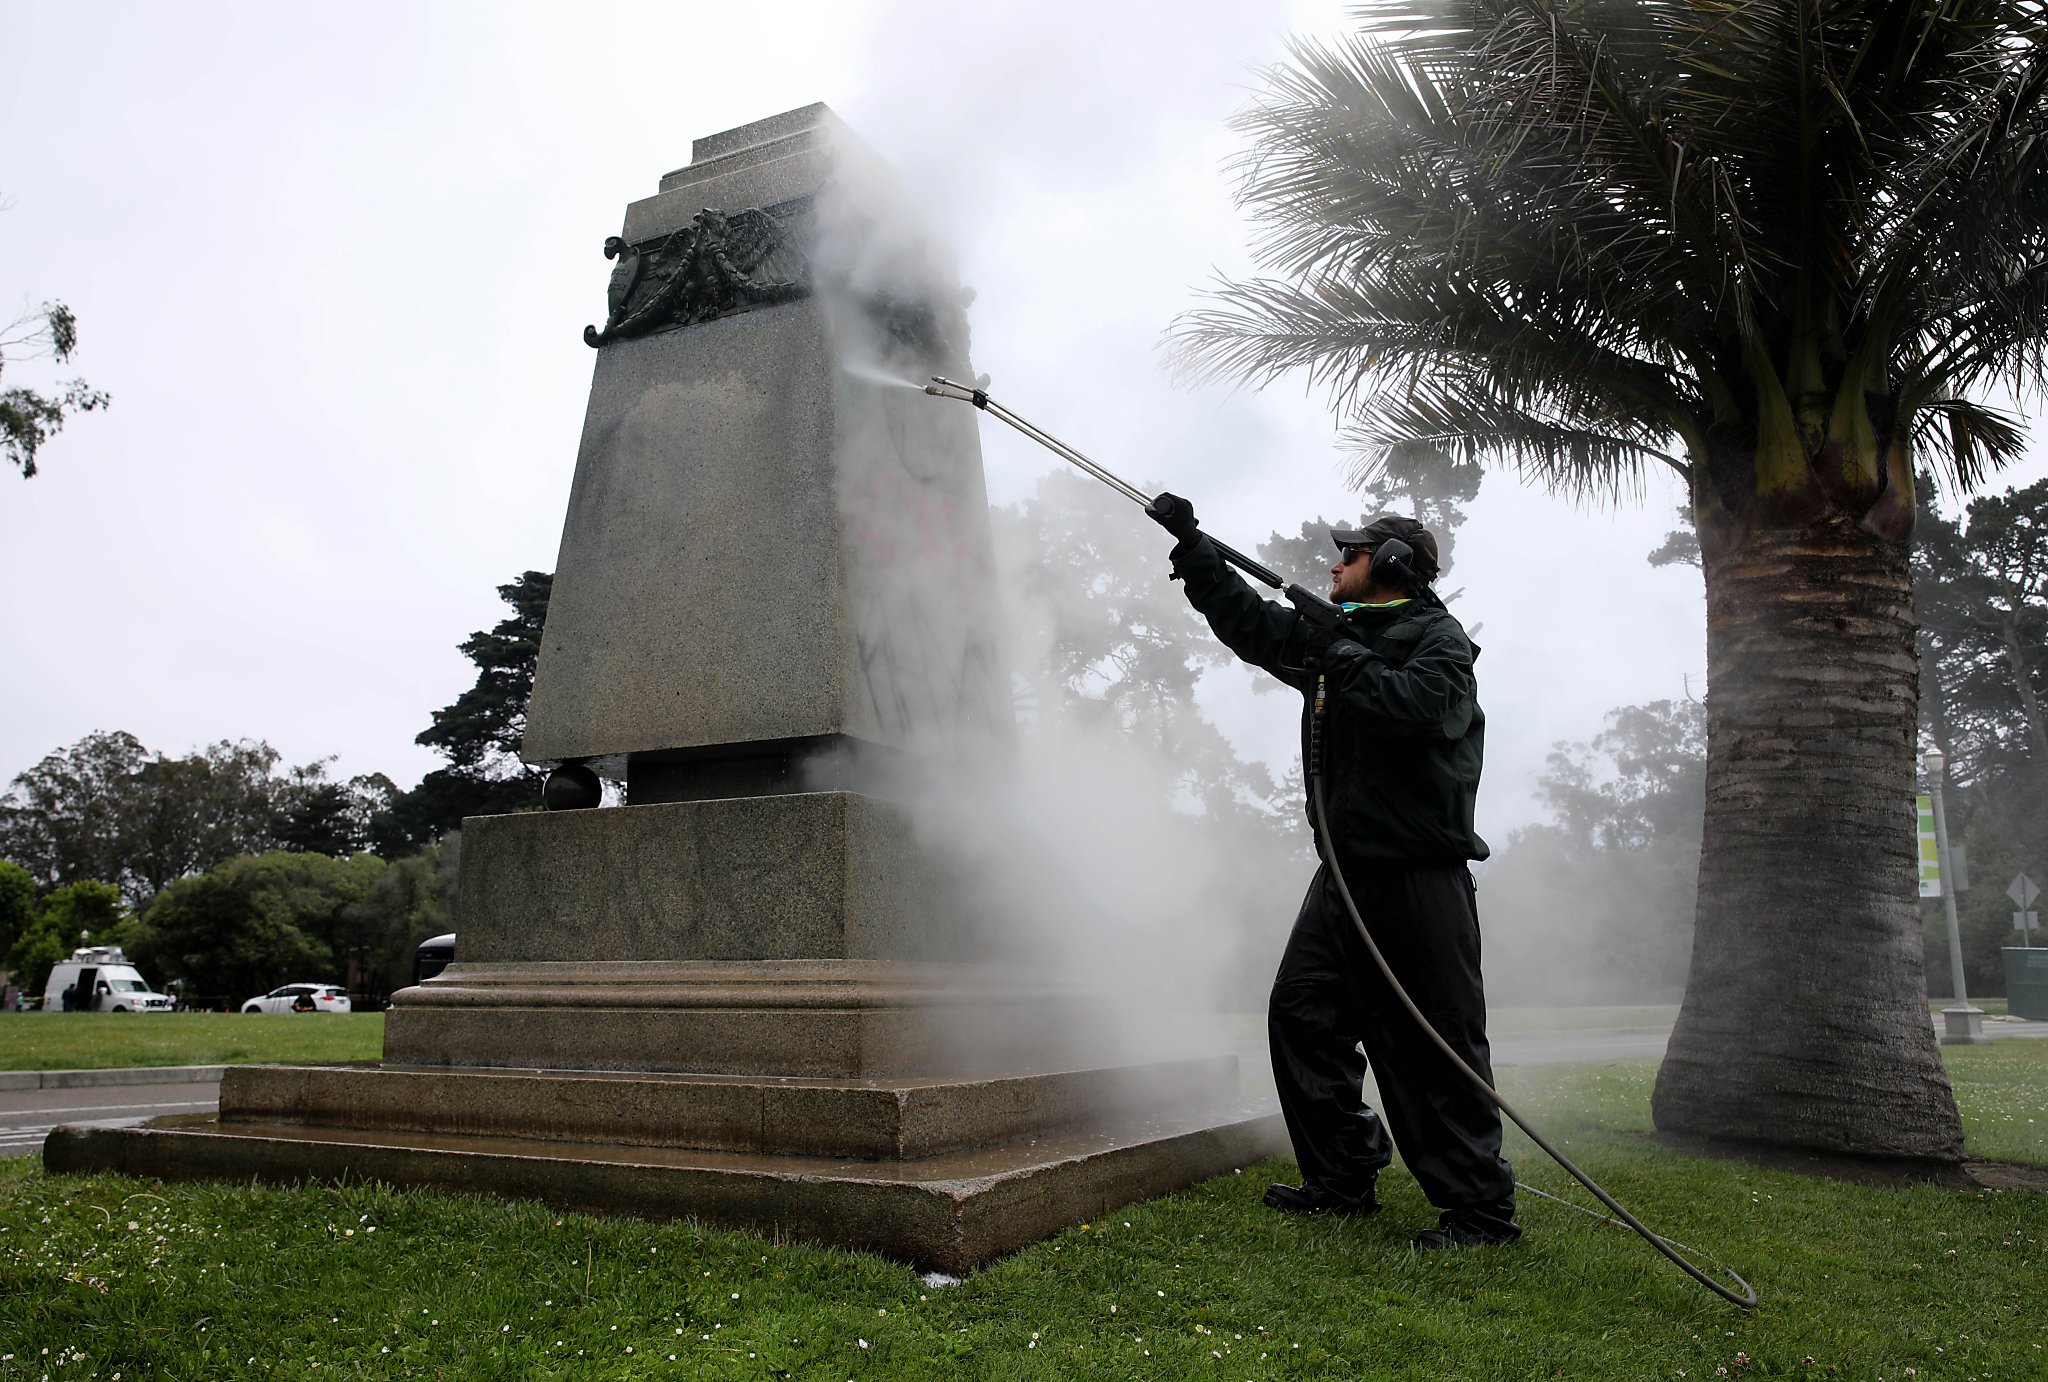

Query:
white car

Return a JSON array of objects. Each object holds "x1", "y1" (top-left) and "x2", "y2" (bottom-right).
[{"x1": 242, "y1": 983, "x2": 352, "y2": 1014}]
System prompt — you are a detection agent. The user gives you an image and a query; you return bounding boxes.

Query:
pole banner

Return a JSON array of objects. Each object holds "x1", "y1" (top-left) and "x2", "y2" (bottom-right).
[{"x1": 1917, "y1": 796, "x2": 1941, "y2": 898}]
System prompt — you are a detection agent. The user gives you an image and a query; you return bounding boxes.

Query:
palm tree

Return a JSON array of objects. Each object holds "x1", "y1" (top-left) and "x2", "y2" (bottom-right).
[{"x1": 1176, "y1": 0, "x2": 2048, "y2": 1161}]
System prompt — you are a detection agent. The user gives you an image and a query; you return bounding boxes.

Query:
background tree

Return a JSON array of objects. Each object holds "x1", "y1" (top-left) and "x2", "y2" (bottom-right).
[
  {"x1": 995, "y1": 471, "x2": 1294, "y2": 833},
  {"x1": 1534, "y1": 699, "x2": 1709, "y2": 855},
  {"x1": 1918, "y1": 478, "x2": 2048, "y2": 787},
  {"x1": 1916, "y1": 476, "x2": 2048, "y2": 996},
  {"x1": 5, "y1": 880, "x2": 126, "y2": 999},
  {"x1": 1175, "y1": 0, "x2": 2048, "y2": 1162},
  {"x1": 1002, "y1": 475, "x2": 1229, "y2": 746},
  {"x1": 0, "y1": 859, "x2": 39, "y2": 986},
  {"x1": 271, "y1": 766, "x2": 400, "y2": 858},
  {"x1": 360, "y1": 838, "x2": 459, "y2": 995},
  {"x1": 989, "y1": 472, "x2": 1313, "y2": 1007},
  {"x1": 992, "y1": 461, "x2": 1505, "y2": 1008},
  {"x1": 1255, "y1": 442, "x2": 1482, "y2": 591},
  {"x1": 1, "y1": 297, "x2": 109, "y2": 479},
  {"x1": 119, "y1": 739, "x2": 293, "y2": 901},
  {"x1": 0, "y1": 731, "x2": 148, "y2": 893},
  {"x1": 0, "y1": 731, "x2": 396, "y2": 906},
  {"x1": 1646, "y1": 506, "x2": 1703, "y2": 571},
  {"x1": 1485, "y1": 698, "x2": 1706, "y2": 1004},
  {"x1": 381, "y1": 571, "x2": 551, "y2": 848},
  {"x1": 128, "y1": 851, "x2": 391, "y2": 1008}
]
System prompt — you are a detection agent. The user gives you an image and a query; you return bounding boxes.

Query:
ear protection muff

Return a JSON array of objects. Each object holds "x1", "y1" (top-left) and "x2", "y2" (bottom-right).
[{"x1": 1370, "y1": 536, "x2": 1419, "y2": 591}]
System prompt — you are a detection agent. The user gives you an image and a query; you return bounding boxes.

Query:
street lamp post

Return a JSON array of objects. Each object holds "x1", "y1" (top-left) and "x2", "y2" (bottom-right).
[{"x1": 1924, "y1": 749, "x2": 1988, "y2": 1046}]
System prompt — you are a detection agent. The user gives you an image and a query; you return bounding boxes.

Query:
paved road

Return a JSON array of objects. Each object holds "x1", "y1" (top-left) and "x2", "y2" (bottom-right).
[
  {"x1": 1453, "y1": 1016, "x2": 2045, "y2": 1068},
  {"x1": 1492, "y1": 1026, "x2": 1672, "y2": 1067},
  {"x1": 1235, "y1": 1016, "x2": 2046, "y2": 1098},
  {"x1": 1, "y1": 1081, "x2": 219, "y2": 1159}
]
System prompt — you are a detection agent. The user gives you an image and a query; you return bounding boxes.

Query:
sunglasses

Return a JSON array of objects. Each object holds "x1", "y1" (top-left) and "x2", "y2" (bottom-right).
[{"x1": 1338, "y1": 544, "x2": 1375, "y2": 565}]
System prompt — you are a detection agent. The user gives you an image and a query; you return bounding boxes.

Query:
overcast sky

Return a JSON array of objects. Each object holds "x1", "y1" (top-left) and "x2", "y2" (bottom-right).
[{"x1": 5, "y1": 1, "x2": 2045, "y2": 840}]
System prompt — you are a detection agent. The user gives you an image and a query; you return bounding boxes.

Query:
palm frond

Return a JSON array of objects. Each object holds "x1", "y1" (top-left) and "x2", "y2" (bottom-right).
[
  {"x1": 1175, "y1": 267, "x2": 1696, "y2": 431},
  {"x1": 1915, "y1": 396, "x2": 2032, "y2": 493},
  {"x1": 1906, "y1": 245, "x2": 2048, "y2": 409},
  {"x1": 1176, "y1": 0, "x2": 2048, "y2": 508},
  {"x1": 1855, "y1": 7, "x2": 2048, "y2": 376},
  {"x1": 1342, "y1": 376, "x2": 1681, "y2": 502}
]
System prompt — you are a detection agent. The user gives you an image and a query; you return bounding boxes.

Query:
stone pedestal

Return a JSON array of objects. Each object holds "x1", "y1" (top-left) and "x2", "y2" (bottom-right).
[
  {"x1": 1939, "y1": 1005, "x2": 1990, "y2": 1046},
  {"x1": 44, "y1": 104, "x2": 1282, "y2": 1268}
]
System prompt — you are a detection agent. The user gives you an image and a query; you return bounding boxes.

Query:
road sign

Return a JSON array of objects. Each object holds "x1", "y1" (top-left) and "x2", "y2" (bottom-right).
[
  {"x1": 2010, "y1": 873, "x2": 2041, "y2": 909},
  {"x1": 2016, "y1": 910, "x2": 2039, "y2": 932}
]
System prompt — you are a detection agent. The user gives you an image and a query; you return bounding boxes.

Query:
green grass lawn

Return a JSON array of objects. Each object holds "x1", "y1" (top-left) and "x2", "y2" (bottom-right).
[
  {"x1": 3, "y1": 1046, "x2": 2041, "y2": 1379},
  {"x1": 1216, "y1": 1005, "x2": 1685, "y2": 1043},
  {"x1": 0, "y1": 1012, "x2": 385, "y2": 1071},
  {"x1": 11, "y1": 1005, "x2": 2026, "y2": 1074},
  {"x1": 1943, "y1": 1041, "x2": 2048, "y2": 1163}
]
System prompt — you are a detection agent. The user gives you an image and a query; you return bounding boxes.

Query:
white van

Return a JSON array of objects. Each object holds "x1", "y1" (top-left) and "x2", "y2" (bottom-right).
[{"x1": 41, "y1": 946, "x2": 174, "y2": 1013}]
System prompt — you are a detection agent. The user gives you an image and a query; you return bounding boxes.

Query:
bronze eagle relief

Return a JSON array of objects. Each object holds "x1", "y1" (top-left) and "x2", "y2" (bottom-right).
[{"x1": 583, "y1": 203, "x2": 812, "y2": 348}]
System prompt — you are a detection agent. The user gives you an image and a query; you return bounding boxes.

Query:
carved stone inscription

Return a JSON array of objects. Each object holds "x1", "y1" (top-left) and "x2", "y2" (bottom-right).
[{"x1": 584, "y1": 201, "x2": 811, "y2": 348}]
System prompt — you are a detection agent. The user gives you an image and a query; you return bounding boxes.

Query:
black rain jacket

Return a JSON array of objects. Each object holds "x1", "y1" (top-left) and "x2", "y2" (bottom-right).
[{"x1": 1170, "y1": 532, "x2": 1489, "y2": 865}]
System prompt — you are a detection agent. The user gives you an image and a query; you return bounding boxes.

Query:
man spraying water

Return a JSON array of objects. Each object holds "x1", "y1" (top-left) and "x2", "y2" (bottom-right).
[
  {"x1": 924, "y1": 375, "x2": 1753, "y2": 1300},
  {"x1": 1145, "y1": 495, "x2": 1519, "y2": 1248}
]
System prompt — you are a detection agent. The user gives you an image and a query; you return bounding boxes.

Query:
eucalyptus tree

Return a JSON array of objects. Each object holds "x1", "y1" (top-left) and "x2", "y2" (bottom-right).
[
  {"x1": 2, "y1": 297, "x2": 109, "y2": 479},
  {"x1": 1918, "y1": 478, "x2": 2048, "y2": 788},
  {"x1": 0, "y1": 732, "x2": 395, "y2": 906},
  {"x1": 1176, "y1": 0, "x2": 2048, "y2": 1160}
]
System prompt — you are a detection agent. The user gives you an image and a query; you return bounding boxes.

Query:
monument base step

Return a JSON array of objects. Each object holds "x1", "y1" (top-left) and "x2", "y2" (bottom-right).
[
  {"x1": 43, "y1": 1104, "x2": 1287, "y2": 1273},
  {"x1": 385, "y1": 959, "x2": 1119, "y2": 1079},
  {"x1": 214, "y1": 1057, "x2": 1238, "y2": 1161}
]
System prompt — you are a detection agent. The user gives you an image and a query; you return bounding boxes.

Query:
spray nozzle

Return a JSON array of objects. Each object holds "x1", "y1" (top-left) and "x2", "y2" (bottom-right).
[{"x1": 927, "y1": 374, "x2": 992, "y2": 408}]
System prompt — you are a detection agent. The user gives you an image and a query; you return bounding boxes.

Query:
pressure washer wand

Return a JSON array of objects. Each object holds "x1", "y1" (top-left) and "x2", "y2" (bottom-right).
[{"x1": 925, "y1": 375, "x2": 1343, "y2": 632}]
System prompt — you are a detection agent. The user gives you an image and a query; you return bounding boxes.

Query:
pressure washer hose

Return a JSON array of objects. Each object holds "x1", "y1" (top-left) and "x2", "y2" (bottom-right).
[
  {"x1": 1308, "y1": 676, "x2": 1758, "y2": 1308},
  {"x1": 922, "y1": 374, "x2": 1756, "y2": 1307}
]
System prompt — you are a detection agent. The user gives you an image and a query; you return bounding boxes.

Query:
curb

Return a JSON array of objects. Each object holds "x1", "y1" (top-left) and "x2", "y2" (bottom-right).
[{"x1": 0, "y1": 1065, "x2": 226, "y2": 1092}]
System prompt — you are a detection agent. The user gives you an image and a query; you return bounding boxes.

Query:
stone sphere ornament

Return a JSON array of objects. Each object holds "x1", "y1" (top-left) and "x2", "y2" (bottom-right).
[{"x1": 542, "y1": 762, "x2": 603, "y2": 811}]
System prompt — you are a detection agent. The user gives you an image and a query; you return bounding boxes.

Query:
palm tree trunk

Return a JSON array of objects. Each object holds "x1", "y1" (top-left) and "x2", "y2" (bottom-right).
[{"x1": 1652, "y1": 518, "x2": 1965, "y2": 1161}]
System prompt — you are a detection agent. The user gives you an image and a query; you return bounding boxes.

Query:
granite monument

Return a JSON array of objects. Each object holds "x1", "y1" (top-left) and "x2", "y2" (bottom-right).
[{"x1": 47, "y1": 105, "x2": 1282, "y2": 1270}]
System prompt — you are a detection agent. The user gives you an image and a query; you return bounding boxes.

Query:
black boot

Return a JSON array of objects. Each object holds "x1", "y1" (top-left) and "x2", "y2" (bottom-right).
[
  {"x1": 1412, "y1": 1205, "x2": 1520, "y2": 1248},
  {"x1": 1262, "y1": 1179, "x2": 1380, "y2": 1217}
]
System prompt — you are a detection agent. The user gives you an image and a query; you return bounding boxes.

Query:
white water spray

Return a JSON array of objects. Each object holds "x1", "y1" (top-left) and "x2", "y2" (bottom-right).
[{"x1": 839, "y1": 361, "x2": 927, "y2": 391}]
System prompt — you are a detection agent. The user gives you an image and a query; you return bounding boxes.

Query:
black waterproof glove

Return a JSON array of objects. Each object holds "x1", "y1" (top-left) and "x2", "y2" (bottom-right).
[
  {"x1": 1146, "y1": 491, "x2": 1200, "y2": 541},
  {"x1": 1298, "y1": 617, "x2": 1367, "y2": 670}
]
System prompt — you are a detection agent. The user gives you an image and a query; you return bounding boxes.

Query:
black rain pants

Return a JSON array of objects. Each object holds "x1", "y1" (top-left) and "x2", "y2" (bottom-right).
[{"x1": 1268, "y1": 858, "x2": 1516, "y2": 1222}]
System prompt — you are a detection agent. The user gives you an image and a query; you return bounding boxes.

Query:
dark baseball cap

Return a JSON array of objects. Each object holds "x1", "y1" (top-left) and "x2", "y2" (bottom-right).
[{"x1": 1330, "y1": 516, "x2": 1440, "y2": 579}]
